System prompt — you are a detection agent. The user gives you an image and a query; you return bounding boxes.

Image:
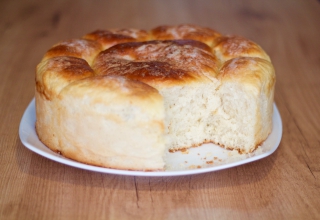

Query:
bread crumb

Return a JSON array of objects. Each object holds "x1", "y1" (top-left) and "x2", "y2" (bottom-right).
[
  {"x1": 228, "y1": 150, "x2": 241, "y2": 157},
  {"x1": 181, "y1": 149, "x2": 189, "y2": 154},
  {"x1": 188, "y1": 165, "x2": 202, "y2": 169}
]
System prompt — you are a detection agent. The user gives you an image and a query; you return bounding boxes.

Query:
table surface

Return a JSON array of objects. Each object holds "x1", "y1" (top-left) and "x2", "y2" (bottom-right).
[{"x1": 1, "y1": 0, "x2": 319, "y2": 219}]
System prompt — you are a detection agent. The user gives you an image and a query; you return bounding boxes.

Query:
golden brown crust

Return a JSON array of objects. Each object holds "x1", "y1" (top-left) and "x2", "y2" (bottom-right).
[
  {"x1": 219, "y1": 57, "x2": 275, "y2": 96},
  {"x1": 92, "y1": 40, "x2": 219, "y2": 87},
  {"x1": 38, "y1": 25, "x2": 271, "y2": 99},
  {"x1": 151, "y1": 24, "x2": 221, "y2": 46},
  {"x1": 83, "y1": 29, "x2": 150, "y2": 50},
  {"x1": 43, "y1": 39, "x2": 103, "y2": 65},
  {"x1": 36, "y1": 56, "x2": 94, "y2": 100},
  {"x1": 213, "y1": 35, "x2": 271, "y2": 62}
]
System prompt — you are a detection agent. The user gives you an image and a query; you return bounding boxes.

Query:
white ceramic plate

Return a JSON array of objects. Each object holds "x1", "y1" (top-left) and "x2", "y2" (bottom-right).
[{"x1": 19, "y1": 98, "x2": 282, "y2": 176}]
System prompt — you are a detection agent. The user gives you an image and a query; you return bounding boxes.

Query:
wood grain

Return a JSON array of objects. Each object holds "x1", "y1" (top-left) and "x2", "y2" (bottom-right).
[{"x1": 0, "y1": 0, "x2": 319, "y2": 219}]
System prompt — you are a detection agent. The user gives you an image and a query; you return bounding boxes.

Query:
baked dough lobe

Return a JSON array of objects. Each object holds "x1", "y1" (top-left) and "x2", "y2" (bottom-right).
[
  {"x1": 35, "y1": 24, "x2": 275, "y2": 170},
  {"x1": 151, "y1": 24, "x2": 221, "y2": 46},
  {"x1": 36, "y1": 56, "x2": 95, "y2": 100},
  {"x1": 44, "y1": 39, "x2": 103, "y2": 65},
  {"x1": 93, "y1": 40, "x2": 219, "y2": 87},
  {"x1": 83, "y1": 29, "x2": 150, "y2": 50}
]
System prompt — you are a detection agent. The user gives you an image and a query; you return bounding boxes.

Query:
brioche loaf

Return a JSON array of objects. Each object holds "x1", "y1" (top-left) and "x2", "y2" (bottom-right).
[{"x1": 35, "y1": 24, "x2": 275, "y2": 171}]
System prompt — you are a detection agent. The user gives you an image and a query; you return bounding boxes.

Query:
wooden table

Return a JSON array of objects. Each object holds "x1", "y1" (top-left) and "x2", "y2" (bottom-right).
[{"x1": 1, "y1": 0, "x2": 319, "y2": 219}]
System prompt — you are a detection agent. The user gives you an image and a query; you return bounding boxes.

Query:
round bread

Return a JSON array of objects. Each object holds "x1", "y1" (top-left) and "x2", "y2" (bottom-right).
[{"x1": 35, "y1": 24, "x2": 275, "y2": 171}]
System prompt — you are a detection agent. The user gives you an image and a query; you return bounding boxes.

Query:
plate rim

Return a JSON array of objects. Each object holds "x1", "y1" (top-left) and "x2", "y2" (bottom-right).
[{"x1": 19, "y1": 98, "x2": 282, "y2": 177}]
